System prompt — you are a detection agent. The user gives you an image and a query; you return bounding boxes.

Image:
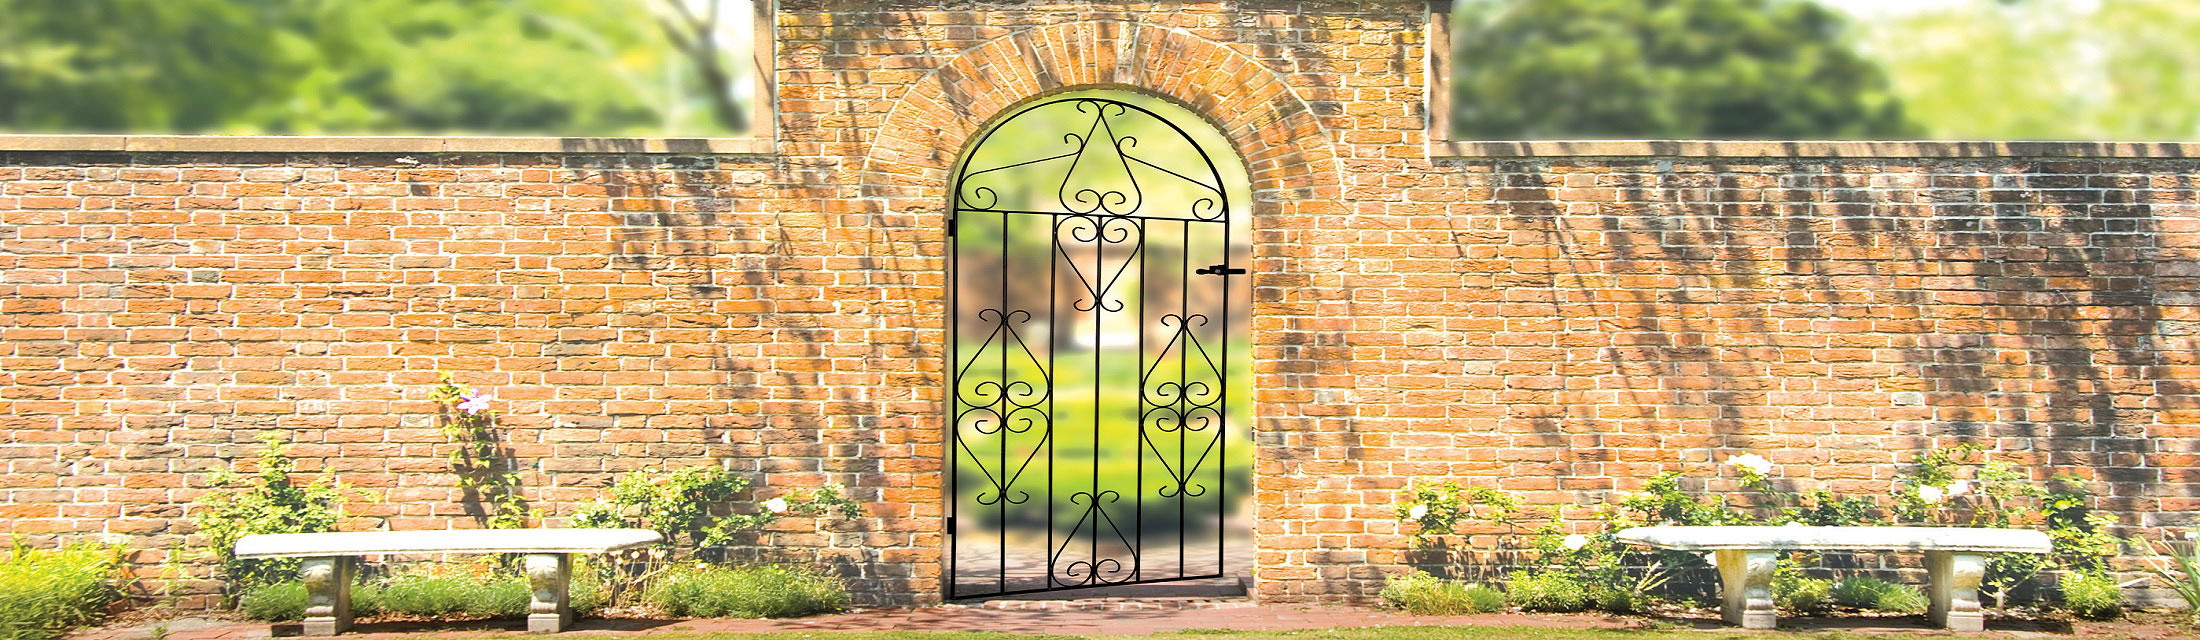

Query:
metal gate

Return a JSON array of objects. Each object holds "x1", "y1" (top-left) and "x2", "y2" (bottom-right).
[{"x1": 947, "y1": 96, "x2": 1241, "y2": 599}]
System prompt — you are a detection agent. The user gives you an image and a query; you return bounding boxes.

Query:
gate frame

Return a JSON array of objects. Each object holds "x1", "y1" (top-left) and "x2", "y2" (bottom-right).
[{"x1": 940, "y1": 86, "x2": 1252, "y2": 600}]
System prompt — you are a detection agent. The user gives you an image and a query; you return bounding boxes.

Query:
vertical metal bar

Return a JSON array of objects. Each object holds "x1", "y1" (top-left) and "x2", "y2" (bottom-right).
[
  {"x1": 998, "y1": 211, "x2": 1008, "y2": 596},
  {"x1": 1047, "y1": 214, "x2": 1059, "y2": 590},
  {"x1": 946, "y1": 207, "x2": 959, "y2": 600},
  {"x1": 1091, "y1": 215, "x2": 1101, "y2": 585},
  {"x1": 1179, "y1": 220, "x2": 1189, "y2": 578},
  {"x1": 1135, "y1": 216, "x2": 1146, "y2": 585},
  {"x1": 1219, "y1": 211, "x2": 1230, "y2": 582}
]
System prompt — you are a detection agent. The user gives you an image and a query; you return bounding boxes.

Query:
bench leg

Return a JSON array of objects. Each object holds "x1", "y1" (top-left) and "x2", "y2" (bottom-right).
[
  {"x1": 1927, "y1": 551, "x2": 1985, "y2": 632},
  {"x1": 1715, "y1": 549, "x2": 1778, "y2": 629},
  {"x1": 300, "y1": 556, "x2": 354, "y2": 636},
  {"x1": 525, "y1": 553, "x2": 572, "y2": 633}
]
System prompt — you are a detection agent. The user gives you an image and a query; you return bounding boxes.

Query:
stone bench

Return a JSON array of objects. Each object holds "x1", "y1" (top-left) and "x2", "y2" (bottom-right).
[
  {"x1": 1614, "y1": 525, "x2": 2052, "y2": 632},
  {"x1": 234, "y1": 529, "x2": 662, "y2": 635}
]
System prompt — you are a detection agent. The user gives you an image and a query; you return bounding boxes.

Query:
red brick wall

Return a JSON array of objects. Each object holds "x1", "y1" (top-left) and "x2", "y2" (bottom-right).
[{"x1": 3, "y1": 0, "x2": 2198, "y2": 607}]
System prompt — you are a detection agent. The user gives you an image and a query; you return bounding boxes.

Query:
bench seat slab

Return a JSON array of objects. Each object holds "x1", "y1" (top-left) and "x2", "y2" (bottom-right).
[
  {"x1": 1614, "y1": 526, "x2": 2051, "y2": 554},
  {"x1": 235, "y1": 529, "x2": 662, "y2": 559}
]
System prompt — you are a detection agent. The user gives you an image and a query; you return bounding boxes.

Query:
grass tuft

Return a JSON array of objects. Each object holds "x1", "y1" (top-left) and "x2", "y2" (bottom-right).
[
  {"x1": 0, "y1": 541, "x2": 121, "y2": 640},
  {"x1": 1379, "y1": 572, "x2": 1505, "y2": 615},
  {"x1": 2060, "y1": 572, "x2": 2124, "y2": 620},
  {"x1": 1504, "y1": 571, "x2": 1590, "y2": 613},
  {"x1": 1773, "y1": 570, "x2": 1833, "y2": 613},
  {"x1": 237, "y1": 563, "x2": 607, "y2": 622},
  {"x1": 1828, "y1": 576, "x2": 1925, "y2": 614},
  {"x1": 644, "y1": 564, "x2": 847, "y2": 619}
]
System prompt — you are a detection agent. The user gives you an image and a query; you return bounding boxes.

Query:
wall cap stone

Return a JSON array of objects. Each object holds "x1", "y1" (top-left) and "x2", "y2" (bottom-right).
[
  {"x1": 1431, "y1": 139, "x2": 2200, "y2": 159},
  {"x1": 0, "y1": 134, "x2": 773, "y2": 155}
]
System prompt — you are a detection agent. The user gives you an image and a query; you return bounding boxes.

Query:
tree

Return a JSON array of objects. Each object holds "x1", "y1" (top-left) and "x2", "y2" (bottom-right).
[
  {"x1": 1856, "y1": 0, "x2": 2200, "y2": 141},
  {"x1": 1447, "y1": 0, "x2": 1913, "y2": 139},
  {"x1": 0, "y1": 0, "x2": 754, "y2": 135}
]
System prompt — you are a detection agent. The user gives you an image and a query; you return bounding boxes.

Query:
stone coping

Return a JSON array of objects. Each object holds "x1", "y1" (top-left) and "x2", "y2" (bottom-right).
[
  {"x1": 1432, "y1": 139, "x2": 2200, "y2": 159},
  {"x1": 0, "y1": 134, "x2": 771, "y2": 155},
  {"x1": 3, "y1": 135, "x2": 2195, "y2": 159},
  {"x1": 233, "y1": 529, "x2": 663, "y2": 559},
  {"x1": 1615, "y1": 525, "x2": 2053, "y2": 553}
]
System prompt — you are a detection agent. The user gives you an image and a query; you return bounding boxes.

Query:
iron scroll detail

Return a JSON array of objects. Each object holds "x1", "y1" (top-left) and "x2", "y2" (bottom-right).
[{"x1": 948, "y1": 95, "x2": 1235, "y2": 599}]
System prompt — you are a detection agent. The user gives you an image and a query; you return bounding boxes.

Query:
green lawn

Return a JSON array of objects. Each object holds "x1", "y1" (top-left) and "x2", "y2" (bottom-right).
[{"x1": 476, "y1": 628, "x2": 2166, "y2": 640}]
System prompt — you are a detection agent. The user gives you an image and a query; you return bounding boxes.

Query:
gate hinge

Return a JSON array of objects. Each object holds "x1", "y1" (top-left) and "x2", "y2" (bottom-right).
[
  {"x1": 947, "y1": 219, "x2": 956, "y2": 237},
  {"x1": 1195, "y1": 263, "x2": 1247, "y2": 276},
  {"x1": 945, "y1": 515, "x2": 956, "y2": 531}
]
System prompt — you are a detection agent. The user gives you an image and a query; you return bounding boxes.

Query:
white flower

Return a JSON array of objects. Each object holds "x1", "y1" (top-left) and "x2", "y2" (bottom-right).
[
  {"x1": 455, "y1": 391, "x2": 492, "y2": 415},
  {"x1": 1918, "y1": 485, "x2": 1945, "y2": 504},
  {"x1": 1562, "y1": 534, "x2": 1589, "y2": 551},
  {"x1": 2184, "y1": 531, "x2": 2197, "y2": 541},
  {"x1": 1727, "y1": 453, "x2": 1774, "y2": 476},
  {"x1": 762, "y1": 497, "x2": 789, "y2": 514},
  {"x1": 1408, "y1": 504, "x2": 1429, "y2": 520},
  {"x1": 1946, "y1": 480, "x2": 1972, "y2": 497}
]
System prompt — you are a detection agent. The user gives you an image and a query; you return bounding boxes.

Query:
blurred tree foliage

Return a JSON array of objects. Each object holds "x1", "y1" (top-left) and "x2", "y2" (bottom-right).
[
  {"x1": 1858, "y1": 0, "x2": 2200, "y2": 141},
  {"x1": 1448, "y1": 0, "x2": 1913, "y2": 139},
  {"x1": 0, "y1": 0, "x2": 750, "y2": 135}
]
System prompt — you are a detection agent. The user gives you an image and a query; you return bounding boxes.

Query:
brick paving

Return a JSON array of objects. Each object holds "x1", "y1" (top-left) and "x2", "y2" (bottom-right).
[
  {"x1": 71, "y1": 605, "x2": 1660, "y2": 640},
  {"x1": 71, "y1": 604, "x2": 2133, "y2": 640}
]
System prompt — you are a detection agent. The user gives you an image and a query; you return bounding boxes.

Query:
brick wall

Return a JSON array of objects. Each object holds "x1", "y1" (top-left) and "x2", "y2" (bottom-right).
[{"x1": 2, "y1": 0, "x2": 2198, "y2": 607}]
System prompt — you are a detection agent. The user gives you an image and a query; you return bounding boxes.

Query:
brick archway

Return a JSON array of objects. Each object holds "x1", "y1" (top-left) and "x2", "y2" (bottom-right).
[
  {"x1": 859, "y1": 20, "x2": 1342, "y2": 215},
  {"x1": 856, "y1": 20, "x2": 1342, "y2": 602}
]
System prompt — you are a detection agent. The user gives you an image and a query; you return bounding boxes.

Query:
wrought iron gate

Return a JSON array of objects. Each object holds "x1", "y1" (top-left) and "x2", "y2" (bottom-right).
[{"x1": 948, "y1": 96, "x2": 1241, "y2": 599}]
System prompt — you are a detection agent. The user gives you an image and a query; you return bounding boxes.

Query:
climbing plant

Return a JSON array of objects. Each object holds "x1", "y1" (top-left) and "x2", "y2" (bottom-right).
[{"x1": 430, "y1": 374, "x2": 534, "y2": 529}]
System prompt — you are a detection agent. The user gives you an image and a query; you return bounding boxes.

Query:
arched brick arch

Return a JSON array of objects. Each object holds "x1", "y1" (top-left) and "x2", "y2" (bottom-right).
[
  {"x1": 856, "y1": 20, "x2": 1342, "y2": 603},
  {"x1": 859, "y1": 20, "x2": 1342, "y2": 216}
]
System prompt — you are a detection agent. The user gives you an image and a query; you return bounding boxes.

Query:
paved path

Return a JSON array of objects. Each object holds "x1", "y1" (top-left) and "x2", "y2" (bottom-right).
[
  {"x1": 75, "y1": 605, "x2": 1662, "y2": 640},
  {"x1": 73, "y1": 604, "x2": 2132, "y2": 639}
]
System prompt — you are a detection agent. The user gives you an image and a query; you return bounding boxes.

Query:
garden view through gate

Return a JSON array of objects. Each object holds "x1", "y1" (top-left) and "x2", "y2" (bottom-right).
[{"x1": 947, "y1": 91, "x2": 1252, "y2": 599}]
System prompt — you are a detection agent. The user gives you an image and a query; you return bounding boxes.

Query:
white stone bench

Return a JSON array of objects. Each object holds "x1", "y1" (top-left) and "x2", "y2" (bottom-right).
[
  {"x1": 234, "y1": 529, "x2": 662, "y2": 636},
  {"x1": 1615, "y1": 526, "x2": 2052, "y2": 632}
]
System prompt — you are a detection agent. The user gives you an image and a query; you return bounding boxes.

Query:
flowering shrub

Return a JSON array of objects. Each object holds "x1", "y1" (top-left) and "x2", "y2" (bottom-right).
[
  {"x1": 571, "y1": 465, "x2": 860, "y2": 550},
  {"x1": 188, "y1": 433, "x2": 365, "y2": 591},
  {"x1": 571, "y1": 465, "x2": 864, "y2": 605},
  {"x1": 1394, "y1": 445, "x2": 2133, "y2": 612}
]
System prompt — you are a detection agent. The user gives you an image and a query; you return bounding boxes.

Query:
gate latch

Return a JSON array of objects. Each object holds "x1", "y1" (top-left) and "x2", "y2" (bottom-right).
[{"x1": 1195, "y1": 263, "x2": 1246, "y2": 276}]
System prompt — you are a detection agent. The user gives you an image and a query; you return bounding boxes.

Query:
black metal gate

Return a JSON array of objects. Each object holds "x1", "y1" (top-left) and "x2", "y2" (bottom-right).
[{"x1": 947, "y1": 96, "x2": 1241, "y2": 599}]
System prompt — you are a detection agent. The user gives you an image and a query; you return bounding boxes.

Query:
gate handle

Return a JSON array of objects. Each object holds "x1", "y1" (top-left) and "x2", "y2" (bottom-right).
[{"x1": 1195, "y1": 263, "x2": 1247, "y2": 276}]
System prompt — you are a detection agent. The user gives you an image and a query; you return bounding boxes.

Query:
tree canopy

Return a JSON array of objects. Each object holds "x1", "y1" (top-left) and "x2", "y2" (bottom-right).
[
  {"x1": 1858, "y1": 0, "x2": 2200, "y2": 141},
  {"x1": 1447, "y1": 0, "x2": 1914, "y2": 139},
  {"x1": 0, "y1": 0, "x2": 752, "y2": 135}
]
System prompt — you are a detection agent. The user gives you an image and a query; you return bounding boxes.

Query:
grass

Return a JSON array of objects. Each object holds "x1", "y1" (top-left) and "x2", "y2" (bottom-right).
[
  {"x1": 1377, "y1": 572, "x2": 1504, "y2": 615},
  {"x1": 644, "y1": 564, "x2": 847, "y2": 618},
  {"x1": 410, "y1": 628, "x2": 2176, "y2": 640},
  {"x1": 239, "y1": 564, "x2": 610, "y2": 621},
  {"x1": 2061, "y1": 571, "x2": 2125, "y2": 620},
  {"x1": 1828, "y1": 576, "x2": 1927, "y2": 614},
  {"x1": 0, "y1": 541, "x2": 120, "y2": 640}
]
